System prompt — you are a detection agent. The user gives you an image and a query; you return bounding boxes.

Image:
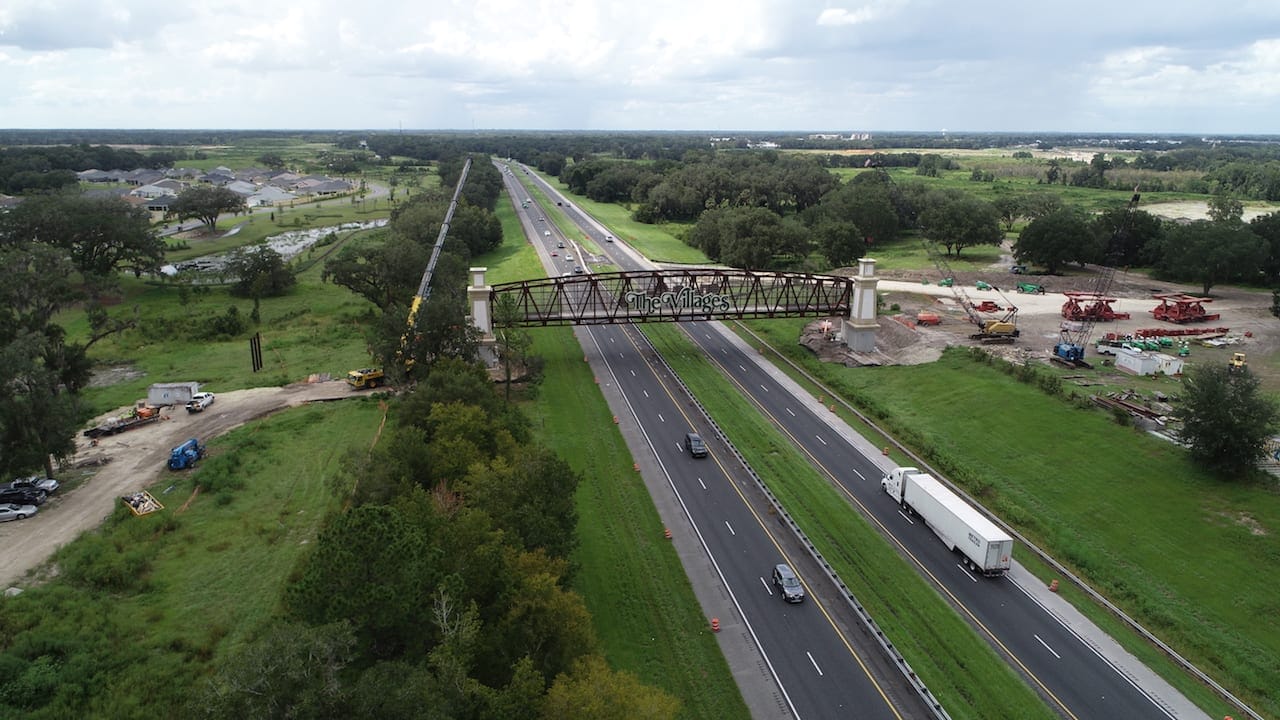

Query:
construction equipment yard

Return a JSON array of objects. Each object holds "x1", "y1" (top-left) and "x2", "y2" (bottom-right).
[{"x1": 814, "y1": 254, "x2": 1279, "y2": 390}]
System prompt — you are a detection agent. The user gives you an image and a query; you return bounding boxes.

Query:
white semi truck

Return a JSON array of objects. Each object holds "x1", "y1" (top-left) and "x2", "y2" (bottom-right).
[{"x1": 882, "y1": 467, "x2": 1013, "y2": 577}]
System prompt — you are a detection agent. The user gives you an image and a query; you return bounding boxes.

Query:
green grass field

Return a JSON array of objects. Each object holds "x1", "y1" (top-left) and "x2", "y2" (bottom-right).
[
  {"x1": 3, "y1": 400, "x2": 384, "y2": 718},
  {"x1": 70, "y1": 244, "x2": 380, "y2": 415}
]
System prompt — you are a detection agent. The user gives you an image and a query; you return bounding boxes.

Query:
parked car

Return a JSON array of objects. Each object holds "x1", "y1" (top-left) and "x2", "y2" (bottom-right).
[
  {"x1": 684, "y1": 432, "x2": 708, "y2": 458},
  {"x1": 186, "y1": 392, "x2": 215, "y2": 413},
  {"x1": 0, "y1": 487, "x2": 46, "y2": 506},
  {"x1": 772, "y1": 563, "x2": 805, "y2": 603},
  {"x1": 6, "y1": 475, "x2": 59, "y2": 495},
  {"x1": 0, "y1": 503, "x2": 38, "y2": 522}
]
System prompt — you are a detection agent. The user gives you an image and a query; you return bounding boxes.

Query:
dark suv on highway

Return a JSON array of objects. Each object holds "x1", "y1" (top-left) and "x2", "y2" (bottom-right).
[
  {"x1": 772, "y1": 563, "x2": 805, "y2": 603},
  {"x1": 684, "y1": 432, "x2": 708, "y2": 458}
]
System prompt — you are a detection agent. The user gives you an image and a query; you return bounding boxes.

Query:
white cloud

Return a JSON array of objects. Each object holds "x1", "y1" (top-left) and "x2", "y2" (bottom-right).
[{"x1": 0, "y1": 0, "x2": 1278, "y2": 131}]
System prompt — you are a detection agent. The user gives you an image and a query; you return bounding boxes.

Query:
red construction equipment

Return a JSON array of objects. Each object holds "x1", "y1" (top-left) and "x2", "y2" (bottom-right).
[
  {"x1": 972, "y1": 300, "x2": 1004, "y2": 313},
  {"x1": 916, "y1": 311, "x2": 941, "y2": 326},
  {"x1": 1150, "y1": 294, "x2": 1221, "y2": 324},
  {"x1": 1060, "y1": 292, "x2": 1130, "y2": 321}
]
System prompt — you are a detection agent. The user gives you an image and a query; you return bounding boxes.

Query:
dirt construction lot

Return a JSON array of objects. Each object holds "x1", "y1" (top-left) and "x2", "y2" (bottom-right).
[
  {"x1": 857, "y1": 248, "x2": 1280, "y2": 387},
  {"x1": 0, "y1": 381, "x2": 358, "y2": 590}
]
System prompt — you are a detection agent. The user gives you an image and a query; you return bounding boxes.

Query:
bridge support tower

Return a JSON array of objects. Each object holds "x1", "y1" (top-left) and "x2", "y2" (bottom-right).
[
  {"x1": 469, "y1": 267, "x2": 493, "y2": 340},
  {"x1": 841, "y1": 257, "x2": 878, "y2": 352}
]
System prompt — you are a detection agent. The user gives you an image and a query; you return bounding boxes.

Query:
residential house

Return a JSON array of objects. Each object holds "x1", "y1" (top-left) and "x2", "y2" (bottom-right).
[
  {"x1": 77, "y1": 169, "x2": 114, "y2": 182},
  {"x1": 200, "y1": 172, "x2": 234, "y2": 186},
  {"x1": 124, "y1": 169, "x2": 164, "y2": 187},
  {"x1": 225, "y1": 180, "x2": 259, "y2": 197},
  {"x1": 309, "y1": 179, "x2": 352, "y2": 196},
  {"x1": 144, "y1": 195, "x2": 175, "y2": 218},
  {"x1": 130, "y1": 179, "x2": 186, "y2": 199},
  {"x1": 247, "y1": 186, "x2": 297, "y2": 207}
]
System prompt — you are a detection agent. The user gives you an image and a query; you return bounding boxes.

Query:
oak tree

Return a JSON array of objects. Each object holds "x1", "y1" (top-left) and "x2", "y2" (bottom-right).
[
  {"x1": 1175, "y1": 364, "x2": 1279, "y2": 476},
  {"x1": 171, "y1": 185, "x2": 247, "y2": 232}
]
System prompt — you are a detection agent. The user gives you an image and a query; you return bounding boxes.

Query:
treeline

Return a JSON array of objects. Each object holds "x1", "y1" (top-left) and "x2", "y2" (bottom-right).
[
  {"x1": 248, "y1": 155, "x2": 678, "y2": 717},
  {"x1": 1013, "y1": 195, "x2": 1280, "y2": 295},
  {"x1": 0, "y1": 145, "x2": 170, "y2": 194},
  {"x1": 198, "y1": 358, "x2": 677, "y2": 718}
]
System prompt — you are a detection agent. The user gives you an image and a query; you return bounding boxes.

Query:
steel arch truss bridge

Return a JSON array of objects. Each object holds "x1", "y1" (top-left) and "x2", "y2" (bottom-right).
[{"x1": 493, "y1": 269, "x2": 853, "y2": 327}]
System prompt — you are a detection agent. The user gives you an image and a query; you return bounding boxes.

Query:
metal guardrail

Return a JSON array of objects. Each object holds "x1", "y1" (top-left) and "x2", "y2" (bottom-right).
[
  {"x1": 735, "y1": 322, "x2": 1264, "y2": 720},
  {"x1": 639, "y1": 329, "x2": 952, "y2": 720}
]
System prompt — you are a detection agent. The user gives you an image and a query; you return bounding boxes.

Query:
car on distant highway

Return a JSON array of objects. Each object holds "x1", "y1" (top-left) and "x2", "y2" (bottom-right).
[
  {"x1": 0, "y1": 503, "x2": 38, "y2": 522},
  {"x1": 605, "y1": 234, "x2": 614, "y2": 242},
  {"x1": 573, "y1": 266, "x2": 584, "y2": 274}
]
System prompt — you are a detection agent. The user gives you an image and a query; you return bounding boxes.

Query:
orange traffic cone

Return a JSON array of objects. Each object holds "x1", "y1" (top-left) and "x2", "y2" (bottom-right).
[
  {"x1": 664, "y1": 527, "x2": 672, "y2": 540},
  {"x1": 710, "y1": 617, "x2": 720, "y2": 632}
]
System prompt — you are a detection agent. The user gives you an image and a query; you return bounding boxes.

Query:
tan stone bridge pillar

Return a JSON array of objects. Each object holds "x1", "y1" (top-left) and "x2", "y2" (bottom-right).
[
  {"x1": 468, "y1": 267, "x2": 493, "y2": 339},
  {"x1": 841, "y1": 257, "x2": 878, "y2": 352}
]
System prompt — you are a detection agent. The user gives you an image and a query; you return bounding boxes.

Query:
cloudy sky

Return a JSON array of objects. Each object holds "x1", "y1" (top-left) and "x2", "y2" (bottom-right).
[{"x1": 2, "y1": 0, "x2": 1279, "y2": 134}]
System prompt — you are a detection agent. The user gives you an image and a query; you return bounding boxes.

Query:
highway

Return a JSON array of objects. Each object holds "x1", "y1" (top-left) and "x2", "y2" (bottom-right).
[
  {"x1": 503, "y1": 163, "x2": 1193, "y2": 720},
  {"x1": 500, "y1": 164, "x2": 935, "y2": 719}
]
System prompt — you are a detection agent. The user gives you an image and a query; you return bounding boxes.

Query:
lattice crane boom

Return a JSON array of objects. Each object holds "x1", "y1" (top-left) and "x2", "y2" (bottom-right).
[{"x1": 1054, "y1": 187, "x2": 1141, "y2": 366}]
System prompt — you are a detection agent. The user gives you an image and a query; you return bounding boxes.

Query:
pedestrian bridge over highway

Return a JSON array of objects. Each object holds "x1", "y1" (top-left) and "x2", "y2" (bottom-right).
[
  {"x1": 467, "y1": 261, "x2": 883, "y2": 351},
  {"x1": 493, "y1": 268, "x2": 853, "y2": 326}
]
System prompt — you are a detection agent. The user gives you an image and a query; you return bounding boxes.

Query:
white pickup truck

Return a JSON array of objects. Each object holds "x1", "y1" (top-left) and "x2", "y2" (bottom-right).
[{"x1": 185, "y1": 392, "x2": 215, "y2": 413}]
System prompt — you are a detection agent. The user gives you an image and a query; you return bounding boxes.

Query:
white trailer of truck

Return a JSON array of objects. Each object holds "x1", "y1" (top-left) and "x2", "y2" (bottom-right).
[{"x1": 882, "y1": 467, "x2": 1013, "y2": 577}]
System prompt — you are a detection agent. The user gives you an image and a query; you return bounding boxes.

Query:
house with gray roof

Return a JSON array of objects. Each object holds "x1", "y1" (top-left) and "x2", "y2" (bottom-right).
[
  {"x1": 309, "y1": 179, "x2": 353, "y2": 196},
  {"x1": 130, "y1": 179, "x2": 186, "y2": 199},
  {"x1": 225, "y1": 180, "x2": 259, "y2": 197},
  {"x1": 247, "y1": 186, "x2": 297, "y2": 207}
]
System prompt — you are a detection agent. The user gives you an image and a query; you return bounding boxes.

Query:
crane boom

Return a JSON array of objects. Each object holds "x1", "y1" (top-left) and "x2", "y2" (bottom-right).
[
  {"x1": 408, "y1": 156, "x2": 473, "y2": 330},
  {"x1": 1053, "y1": 187, "x2": 1141, "y2": 366},
  {"x1": 922, "y1": 239, "x2": 1019, "y2": 343}
]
